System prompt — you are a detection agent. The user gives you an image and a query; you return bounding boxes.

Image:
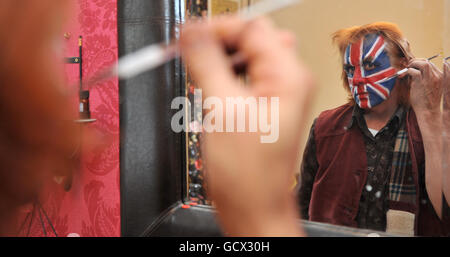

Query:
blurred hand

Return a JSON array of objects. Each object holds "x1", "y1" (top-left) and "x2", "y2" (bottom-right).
[{"x1": 180, "y1": 17, "x2": 315, "y2": 236}]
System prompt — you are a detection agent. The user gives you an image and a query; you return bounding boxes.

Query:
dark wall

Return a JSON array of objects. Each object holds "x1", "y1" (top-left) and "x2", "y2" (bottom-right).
[{"x1": 118, "y1": 0, "x2": 186, "y2": 237}]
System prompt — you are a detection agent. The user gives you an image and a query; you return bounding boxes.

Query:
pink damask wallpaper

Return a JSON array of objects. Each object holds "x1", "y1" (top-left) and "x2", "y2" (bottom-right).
[{"x1": 22, "y1": 0, "x2": 120, "y2": 237}]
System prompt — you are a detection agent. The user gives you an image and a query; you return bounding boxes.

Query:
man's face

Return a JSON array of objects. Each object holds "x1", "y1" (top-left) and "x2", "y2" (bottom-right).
[{"x1": 344, "y1": 33, "x2": 398, "y2": 109}]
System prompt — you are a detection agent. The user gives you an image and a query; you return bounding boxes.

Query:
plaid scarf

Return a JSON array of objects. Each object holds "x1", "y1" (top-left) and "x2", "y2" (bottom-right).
[{"x1": 389, "y1": 120, "x2": 416, "y2": 205}]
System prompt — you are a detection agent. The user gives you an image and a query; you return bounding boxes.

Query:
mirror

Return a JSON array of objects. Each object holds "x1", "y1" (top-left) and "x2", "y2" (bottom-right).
[
  {"x1": 185, "y1": 0, "x2": 252, "y2": 206},
  {"x1": 184, "y1": 0, "x2": 449, "y2": 236}
]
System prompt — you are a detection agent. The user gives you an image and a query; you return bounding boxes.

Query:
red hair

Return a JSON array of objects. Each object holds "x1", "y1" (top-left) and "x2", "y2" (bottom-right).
[
  {"x1": 0, "y1": 0, "x2": 79, "y2": 213},
  {"x1": 332, "y1": 22, "x2": 414, "y2": 106}
]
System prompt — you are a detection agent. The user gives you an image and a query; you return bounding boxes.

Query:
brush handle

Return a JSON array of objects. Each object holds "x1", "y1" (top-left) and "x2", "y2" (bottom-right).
[{"x1": 84, "y1": 0, "x2": 302, "y2": 86}]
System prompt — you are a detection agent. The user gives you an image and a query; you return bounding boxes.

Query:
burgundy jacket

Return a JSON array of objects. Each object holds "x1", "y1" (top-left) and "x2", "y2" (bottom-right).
[{"x1": 308, "y1": 103, "x2": 449, "y2": 236}]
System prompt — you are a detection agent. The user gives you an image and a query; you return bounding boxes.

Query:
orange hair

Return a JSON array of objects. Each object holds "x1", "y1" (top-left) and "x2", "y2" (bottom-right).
[
  {"x1": 0, "y1": 0, "x2": 79, "y2": 219},
  {"x1": 332, "y1": 22, "x2": 414, "y2": 106}
]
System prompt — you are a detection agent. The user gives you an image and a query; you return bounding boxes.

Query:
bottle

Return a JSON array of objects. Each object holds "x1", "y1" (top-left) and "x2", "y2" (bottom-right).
[{"x1": 79, "y1": 90, "x2": 91, "y2": 120}]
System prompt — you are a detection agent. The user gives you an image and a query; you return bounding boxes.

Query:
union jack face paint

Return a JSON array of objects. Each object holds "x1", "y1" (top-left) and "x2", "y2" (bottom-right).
[{"x1": 344, "y1": 33, "x2": 398, "y2": 109}]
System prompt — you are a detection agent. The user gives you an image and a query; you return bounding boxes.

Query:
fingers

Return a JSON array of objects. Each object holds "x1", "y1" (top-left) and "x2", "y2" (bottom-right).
[
  {"x1": 444, "y1": 61, "x2": 450, "y2": 79},
  {"x1": 236, "y1": 18, "x2": 304, "y2": 94},
  {"x1": 180, "y1": 20, "x2": 239, "y2": 99},
  {"x1": 443, "y1": 61, "x2": 450, "y2": 206},
  {"x1": 400, "y1": 58, "x2": 443, "y2": 83},
  {"x1": 400, "y1": 66, "x2": 422, "y2": 81},
  {"x1": 180, "y1": 16, "x2": 306, "y2": 99},
  {"x1": 443, "y1": 61, "x2": 450, "y2": 102},
  {"x1": 210, "y1": 16, "x2": 246, "y2": 48},
  {"x1": 278, "y1": 30, "x2": 297, "y2": 49},
  {"x1": 236, "y1": 18, "x2": 281, "y2": 88},
  {"x1": 407, "y1": 58, "x2": 430, "y2": 79}
]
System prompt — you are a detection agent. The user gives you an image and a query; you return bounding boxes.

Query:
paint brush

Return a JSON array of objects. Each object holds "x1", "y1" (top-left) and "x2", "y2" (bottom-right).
[
  {"x1": 427, "y1": 53, "x2": 442, "y2": 61},
  {"x1": 82, "y1": 0, "x2": 302, "y2": 88},
  {"x1": 445, "y1": 56, "x2": 450, "y2": 62},
  {"x1": 387, "y1": 53, "x2": 442, "y2": 79}
]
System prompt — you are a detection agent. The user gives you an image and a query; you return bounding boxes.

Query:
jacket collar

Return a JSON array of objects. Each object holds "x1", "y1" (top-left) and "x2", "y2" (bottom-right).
[{"x1": 346, "y1": 104, "x2": 406, "y2": 131}]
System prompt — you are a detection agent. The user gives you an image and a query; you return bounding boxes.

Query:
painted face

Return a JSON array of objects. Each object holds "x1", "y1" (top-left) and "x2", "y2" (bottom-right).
[{"x1": 344, "y1": 33, "x2": 398, "y2": 109}]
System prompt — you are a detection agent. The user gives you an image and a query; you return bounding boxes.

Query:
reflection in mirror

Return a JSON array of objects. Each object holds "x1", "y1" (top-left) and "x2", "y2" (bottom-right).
[
  {"x1": 185, "y1": 0, "x2": 209, "y2": 206},
  {"x1": 185, "y1": 0, "x2": 450, "y2": 236},
  {"x1": 268, "y1": 0, "x2": 448, "y2": 236},
  {"x1": 185, "y1": 0, "x2": 252, "y2": 206}
]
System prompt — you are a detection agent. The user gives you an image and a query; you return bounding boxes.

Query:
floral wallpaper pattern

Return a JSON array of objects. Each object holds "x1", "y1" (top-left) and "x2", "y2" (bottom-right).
[{"x1": 23, "y1": 0, "x2": 120, "y2": 237}]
